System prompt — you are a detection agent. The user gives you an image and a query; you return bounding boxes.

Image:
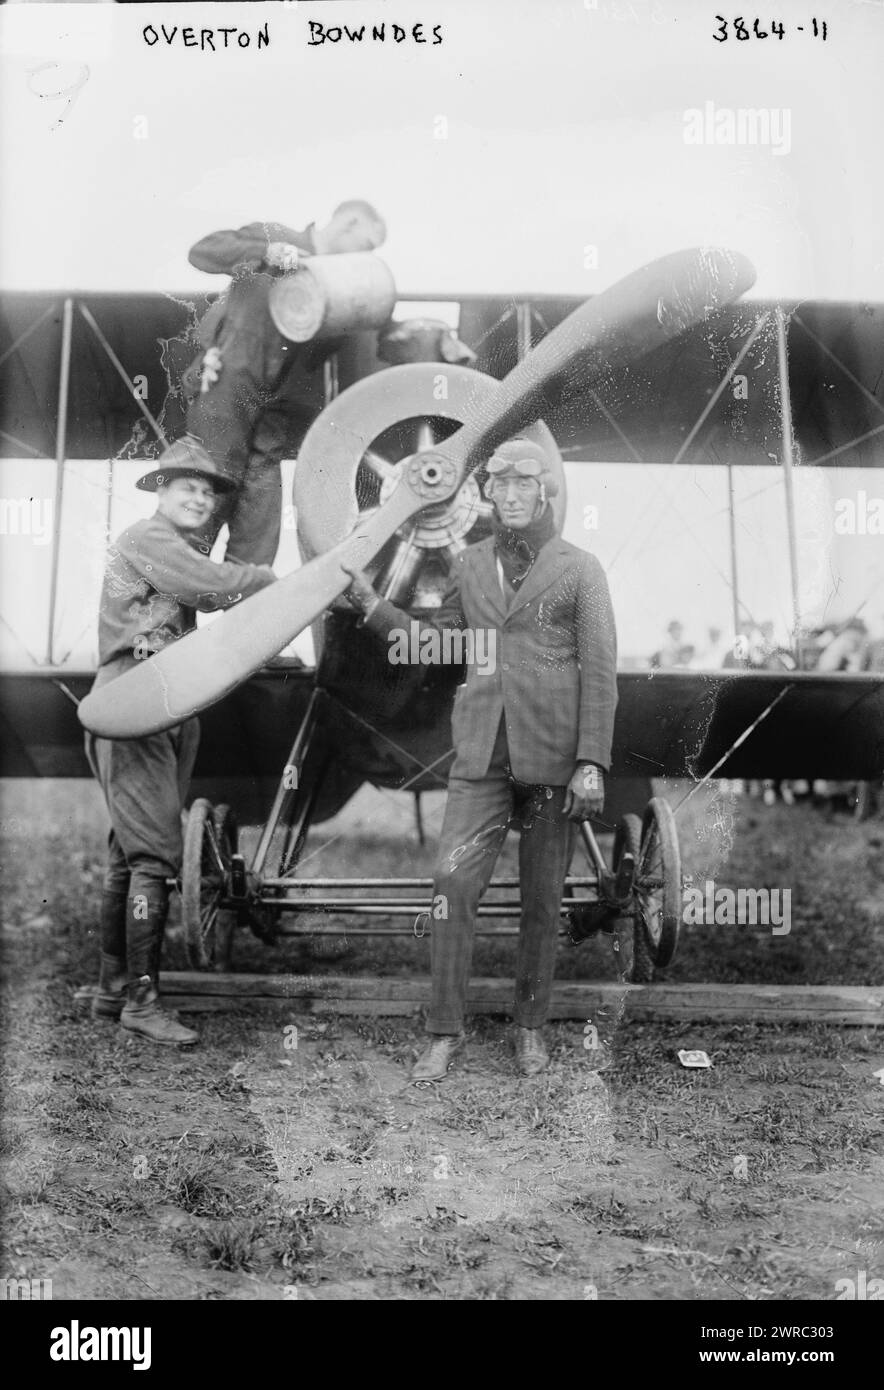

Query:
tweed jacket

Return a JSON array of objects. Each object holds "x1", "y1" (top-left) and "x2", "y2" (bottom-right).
[{"x1": 365, "y1": 534, "x2": 618, "y2": 784}]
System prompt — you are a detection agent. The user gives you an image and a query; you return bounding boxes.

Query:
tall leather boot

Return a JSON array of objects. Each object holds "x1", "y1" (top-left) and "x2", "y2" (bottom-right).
[
  {"x1": 120, "y1": 888, "x2": 197, "y2": 1047},
  {"x1": 92, "y1": 889, "x2": 129, "y2": 1020}
]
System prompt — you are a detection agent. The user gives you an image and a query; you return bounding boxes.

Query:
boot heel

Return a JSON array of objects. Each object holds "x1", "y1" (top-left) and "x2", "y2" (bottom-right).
[{"x1": 121, "y1": 977, "x2": 198, "y2": 1047}]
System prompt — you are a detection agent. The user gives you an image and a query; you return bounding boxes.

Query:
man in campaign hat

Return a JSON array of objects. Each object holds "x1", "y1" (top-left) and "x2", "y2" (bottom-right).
[
  {"x1": 343, "y1": 437, "x2": 618, "y2": 1081},
  {"x1": 84, "y1": 437, "x2": 277, "y2": 1046},
  {"x1": 183, "y1": 200, "x2": 387, "y2": 566}
]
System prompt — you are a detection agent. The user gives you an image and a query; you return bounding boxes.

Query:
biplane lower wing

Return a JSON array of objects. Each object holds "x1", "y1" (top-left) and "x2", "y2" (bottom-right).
[
  {"x1": 1, "y1": 669, "x2": 881, "y2": 820},
  {"x1": 0, "y1": 666, "x2": 359, "y2": 825},
  {"x1": 610, "y1": 669, "x2": 884, "y2": 782}
]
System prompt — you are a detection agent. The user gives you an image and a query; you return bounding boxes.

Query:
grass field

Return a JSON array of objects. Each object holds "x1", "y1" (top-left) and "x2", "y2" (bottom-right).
[{"x1": 1, "y1": 777, "x2": 882, "y2": 1300}]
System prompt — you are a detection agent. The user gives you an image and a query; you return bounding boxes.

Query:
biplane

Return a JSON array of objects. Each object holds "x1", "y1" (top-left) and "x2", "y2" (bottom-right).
[{"x1": 1, "y1": 248, "x2": 883, "y2": 982}]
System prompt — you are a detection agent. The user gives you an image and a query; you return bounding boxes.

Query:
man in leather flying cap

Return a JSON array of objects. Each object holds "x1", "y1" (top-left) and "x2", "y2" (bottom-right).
[{"x1": 343, "y1": 437, "x2": 618, "y2": 1081}]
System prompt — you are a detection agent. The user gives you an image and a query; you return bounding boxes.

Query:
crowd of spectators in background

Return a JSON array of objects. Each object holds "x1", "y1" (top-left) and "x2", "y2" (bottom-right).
[
  {"x1": 650, "y1": 615, "x2": 882, "y2": 675},
  {"x1": 647, "y1": 615, "x2": 883, "y2": 817}
]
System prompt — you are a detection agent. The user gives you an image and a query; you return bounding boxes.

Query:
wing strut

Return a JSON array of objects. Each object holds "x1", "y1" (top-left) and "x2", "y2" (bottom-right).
[
  {"x1": 43, "y1": 299, "x2": 171, "y2": 665},
  {"x1": 775, "y1": 305, "x2": 803, "y2": 668},
  {"x1": 673, "y1": 683, "x2": 794, "y2": 814},
  {"x1": 46, "y1": 298, "x2": 73, "y2": 666}
]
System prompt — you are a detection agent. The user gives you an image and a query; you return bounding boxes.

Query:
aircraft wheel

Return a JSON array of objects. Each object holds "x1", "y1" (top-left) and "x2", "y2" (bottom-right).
[
  {"x1": 634, "y1": 797, "x2": 682, "y2": 971},
  {"x1": 611, "y1": 813, "x2": 652, "y2": 983},
  {"x1": 182, "y1": 799, "x2": 238, "y2": 971}
]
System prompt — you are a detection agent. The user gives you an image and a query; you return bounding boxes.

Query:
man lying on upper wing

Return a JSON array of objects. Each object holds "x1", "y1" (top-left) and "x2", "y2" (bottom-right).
[{"x1": 184, "y1": 200, "x2": 387, "y2": 567}]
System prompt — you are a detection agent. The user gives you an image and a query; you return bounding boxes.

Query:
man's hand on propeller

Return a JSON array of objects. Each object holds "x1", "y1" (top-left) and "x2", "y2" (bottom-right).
[{"x1": 341, "y1": 564, "x2": 378, "y2": 615}]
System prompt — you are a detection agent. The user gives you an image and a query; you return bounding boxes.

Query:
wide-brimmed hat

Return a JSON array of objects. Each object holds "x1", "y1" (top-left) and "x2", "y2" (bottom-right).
[
  {"x1": 483, "y1": 438, "x2": 559, "y2": 498},
  {"x1": 136, "y1": 437, "x2": 236, "y2": 494}
]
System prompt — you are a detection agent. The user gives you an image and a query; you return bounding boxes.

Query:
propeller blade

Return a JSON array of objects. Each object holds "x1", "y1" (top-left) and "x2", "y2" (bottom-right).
[
  {"x1": 79, "y1": 481, "x2": 423, "y2": 737},
  {"x1": 79, "y1": 246, "x2": 755, "y2": 739},
  {"x1": 440, "y1": 247, "x2": 756, "y2": 477}
]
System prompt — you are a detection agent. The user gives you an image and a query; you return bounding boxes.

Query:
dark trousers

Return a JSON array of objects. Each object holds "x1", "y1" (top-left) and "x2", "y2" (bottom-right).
[
  {"x1": 197, "y1": 453, "x2": 282, "y2": 568},
  {"x1": 85, "y1": 719, "x2": 200, "y2": 900},
  {"x1": 429, "y1": 719, "x2": 574, "y2": 1033},
  {"x1": 186, "y1": 357, "x2": 284, "y2": 567}
]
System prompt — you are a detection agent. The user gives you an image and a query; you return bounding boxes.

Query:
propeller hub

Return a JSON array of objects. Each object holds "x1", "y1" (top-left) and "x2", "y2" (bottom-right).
[
  {"x1": 379, "y1": 455, "x2": 481, "y2": 550},
  {"x1": 408, "y1": 450, "x2": 459, "y2": 499}
]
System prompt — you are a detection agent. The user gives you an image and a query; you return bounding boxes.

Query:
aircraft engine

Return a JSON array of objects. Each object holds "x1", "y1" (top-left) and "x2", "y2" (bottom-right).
[
  {"x1": 294, "y1": 362, "x2": 566, "y2": 620},
  {"x1": 292, "y1": 359, "x2": 567, "y2": 759}
]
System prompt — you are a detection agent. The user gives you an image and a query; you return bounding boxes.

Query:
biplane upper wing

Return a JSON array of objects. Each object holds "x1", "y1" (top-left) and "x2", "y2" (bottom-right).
[{"x1": 2, "y1": 291, "x2": 883, "y2": 468}]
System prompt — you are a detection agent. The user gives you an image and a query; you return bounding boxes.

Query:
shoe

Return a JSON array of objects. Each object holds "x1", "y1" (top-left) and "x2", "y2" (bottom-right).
[
  {"x1": 121, "y1": 976, "x2": 198, "y2": 1047},
  {"x1": 410, "y1": 1033, "x2": 465, "y2": 1082},
  {"x1": 92, "y1": 953, "x2": 128, "y2": 1020},
  {"x1": 515, "y1": 1026, "x2": 549, "y2": 1076}
]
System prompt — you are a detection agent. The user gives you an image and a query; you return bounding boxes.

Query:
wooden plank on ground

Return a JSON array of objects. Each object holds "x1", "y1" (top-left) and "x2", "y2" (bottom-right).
[{"x1": 158, "y1": 974, "x2": 884, "y2": 1025}]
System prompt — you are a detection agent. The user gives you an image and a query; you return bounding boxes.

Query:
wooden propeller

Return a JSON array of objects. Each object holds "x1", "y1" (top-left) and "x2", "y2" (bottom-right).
[{"x1": 78, "y1": 247, "x2": 755, "y2": 737}]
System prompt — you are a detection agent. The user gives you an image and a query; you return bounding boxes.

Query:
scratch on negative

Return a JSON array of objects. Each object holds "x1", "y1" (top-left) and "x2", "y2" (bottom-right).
[{"x1": 150, "y1": 658, "x2": 178, "y2": 724}]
